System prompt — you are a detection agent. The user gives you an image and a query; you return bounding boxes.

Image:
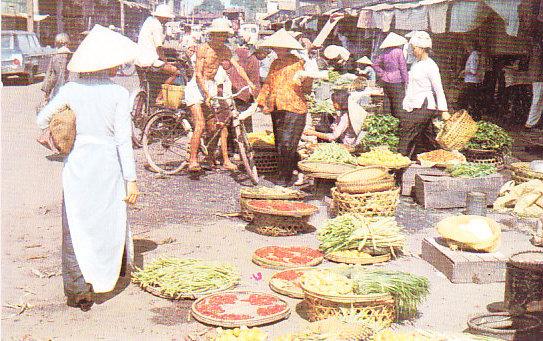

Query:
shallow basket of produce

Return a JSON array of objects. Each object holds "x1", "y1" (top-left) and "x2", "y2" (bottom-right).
[
  {"x1": 244, "y1": 199, "x2": 318, "y2": 218},
  {"x1": 252, "y1": 246, "x2": 324, "y2": 269},
  {"x1": 191, "y1": 291, "x2": 291, "y2": 328},
  {"x1": 417, "y1": 149, "x2": 467, "y2": 168},
  {"x1": 324, "y1": 250, "x2": 392, "y2": 265},
  {"x1": 336, "y1": 167, "x2": 395, "y2": 194},
  {"x1": 356, "y1": 148, "x2": 411, "y2": 170},
  {"x1": 509, "y1": 162, "x2": 543, "y2": 184},
  {"x1": 462, "y1": 148, "x2": 505, "y2": 170},
  {"x1": 435, "y1": 110, "x2": 478, "y2": 151},
  {"x1": 331, "y1": 187, "x2": 400, "y2": 217},
  {"x1": 131, "y1": 258, "x2": 240, "y2": 300},
  {"x1": 269, "y1": 267, "x2": 316, "y2": 299},
  {"x1": 239, "y1": 187, "x2": 307, "y2": 222},
  {"x1": 298, "y1": 161, "x2": 357, "y2": 180}
]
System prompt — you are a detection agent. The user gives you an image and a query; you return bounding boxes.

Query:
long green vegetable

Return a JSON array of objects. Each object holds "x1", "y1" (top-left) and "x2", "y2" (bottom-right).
[
  {"x1": 466, "y1": 121, "x2": 513, "y2": 151},
  {"x1": 447, "y1": 162, "x2": 497, "y2": 178},
  {"x1": 306, "y1": 143, "x2": 356, "y2": 164},
  {"x1": 359, "y1": 115, "x2": 400, "y2": 152},
  {"x1": 317, "y1": 214, "x2": 405, "y2": 256},
  {"x1": 132, "y1": 258, "x2": 240, "y2": 298}
]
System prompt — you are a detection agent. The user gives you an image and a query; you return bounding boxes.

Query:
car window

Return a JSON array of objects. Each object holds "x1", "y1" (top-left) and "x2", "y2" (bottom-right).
[
  {"x1": 17, "y1": 34, "x2": 32, "y2": 52},
  {"x1": 1, "y1": 34, "x2": 14, "y2": 50}
]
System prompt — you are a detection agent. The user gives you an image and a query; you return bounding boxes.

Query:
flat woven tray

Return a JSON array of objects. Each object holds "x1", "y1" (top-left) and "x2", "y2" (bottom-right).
[
  {"x1": 240, "y1": 187, "x2": 307, "y2": 200},
  {"x1": 298, "y1": 161, "x2": 357, "y2": 178},
  {"x1": 324, "y1": 251, "x2": 392, "y2": 265},
  {"x1": 336, "y1": 177, "x2": 395, "y2": 194},
  {"x1": 143, "y1": 281, "x2": 237, "y2": 300},
  {"x1": 269, "y1": 267, "x2": 315, "y2": 299},
  {"x1": 252, "y1": 246, "x2": 324, "y2": 270},
  {"x1": 191, "y1": 291, "x2": 291, "y2": 328},
  {"x1": 244, "y1": 200, "x2": 318, "y2": 218},
  {"x1": 509, "y1": 162, "x2": 543, "y2": 182}
]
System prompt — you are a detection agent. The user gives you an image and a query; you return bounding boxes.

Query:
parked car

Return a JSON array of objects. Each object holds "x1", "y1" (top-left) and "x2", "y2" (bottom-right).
[{"x1": 1, "y1": 30, "x2": 53, "y2": 84}]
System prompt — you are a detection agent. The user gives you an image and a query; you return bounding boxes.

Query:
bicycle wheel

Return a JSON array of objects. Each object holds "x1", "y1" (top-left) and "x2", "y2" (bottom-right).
[
  {"x1": 131, "y1": 91, "x2": 148, "y2": 148},
  {"x1": 235, "y1": 122, "x2": 259, "y2": 185},
  {"x1": 142, "y1": 110, "x2": 190, "y2": 174}
]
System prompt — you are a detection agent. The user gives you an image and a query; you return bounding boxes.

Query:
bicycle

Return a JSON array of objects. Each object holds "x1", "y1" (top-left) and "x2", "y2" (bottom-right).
[{"x1": 141, "y1": 85, "x2": 259, "y2": 185}]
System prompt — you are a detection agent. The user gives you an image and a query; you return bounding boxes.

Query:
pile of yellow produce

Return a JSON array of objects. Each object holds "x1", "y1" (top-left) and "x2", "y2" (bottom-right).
[
  {"x1": 212, "y1": 326, "x2": 267, "y2": 341},
  {"x1": 275, "y1": 317, "x2": 378, "y2": 341},
  {"x1": 493, "y1": 180, "x2": 543, "y2": 217},
  {"x1": 247, "y1": 131, "x2": 275, "y2": 147},
  {"x1": 373, "y1": 330, "x2": 436, "y2": 341},
  {"x1": 357, "y1": 147, "x2": 411, "y2": 169}
]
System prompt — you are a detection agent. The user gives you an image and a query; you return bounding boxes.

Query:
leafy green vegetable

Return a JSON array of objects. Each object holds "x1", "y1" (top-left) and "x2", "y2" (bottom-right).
[
  {"x1": 447, "y1": 162, "x2": 497, "y2": 178},
  {"x1": 307, "y1": 94, "x2": 336, "y2": 115},
  {"x1": 466, "y1": 121, "x2": 513, "y2": 151},
  {"x1": 358, "y1": 114, "x2": 400, "y2": 152}
]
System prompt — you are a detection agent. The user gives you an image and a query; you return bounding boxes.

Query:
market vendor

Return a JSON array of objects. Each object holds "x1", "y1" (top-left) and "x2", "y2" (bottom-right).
[
  {"x1": 304, "y1": 90, "x2": 364, "y2": 147},
  {"x1": 372, "y1": 32, "x2": 409, "y2": 118},
  {"x1": 356, "y1": 56, "x2": 376, "y2": 83},
  {"x1": 400, "y1": 31, "x2": 449, "y2": 159},
  {"x1": 256, "y1": 29, "x2": 316, "y2": 186}
]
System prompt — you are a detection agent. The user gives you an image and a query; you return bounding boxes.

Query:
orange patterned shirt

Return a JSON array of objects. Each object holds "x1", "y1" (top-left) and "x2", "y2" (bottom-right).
[{"x1": 257, "y1": 54, "x2": 311, "y2": 115}]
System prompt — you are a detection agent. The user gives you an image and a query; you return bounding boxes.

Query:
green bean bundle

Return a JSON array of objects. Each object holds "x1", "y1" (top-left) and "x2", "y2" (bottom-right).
[
  {"x1": 317, "y1": 214, "x2": 405, "y2": 256},
  {"x1": 306, "y1": 143, "x2": 357, "y2": 164},
  {"x1": 132, "y1": 258, "x2": 240, "y2": 299}
]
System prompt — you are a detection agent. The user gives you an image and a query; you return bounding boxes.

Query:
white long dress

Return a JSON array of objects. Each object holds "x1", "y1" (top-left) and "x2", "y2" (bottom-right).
[{"x1": 36, "y1": 77, "x2": 136, "y2": 293}]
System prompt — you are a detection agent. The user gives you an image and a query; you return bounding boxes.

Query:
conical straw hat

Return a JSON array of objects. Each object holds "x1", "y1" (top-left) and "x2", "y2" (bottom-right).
[
  {"x1": 379, "y1": 32, "x2": 408, "y2": 49},
  {"x1": 68, "y1": 25, "x2": 138, "y2": 73},
  {"x1": 257, "y1": 29, "x2": 303, "y2": 50},
  {"x1": 323, "y1": 45, "x2": 350, "y2": 61},
  {"x1": 356, "y1": 56, "x2": 372, "y2": 65}
]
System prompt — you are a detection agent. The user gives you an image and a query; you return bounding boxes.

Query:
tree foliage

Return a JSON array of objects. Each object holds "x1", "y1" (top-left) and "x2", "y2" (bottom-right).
[{"x1": 194, "y1": 0, "x2": 225, "y2": 13}]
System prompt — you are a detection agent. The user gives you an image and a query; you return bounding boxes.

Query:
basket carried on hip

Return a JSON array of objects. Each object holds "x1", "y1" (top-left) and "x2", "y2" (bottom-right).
[
  {"x1": 331, "y1": 187, "x2": 400, "y2": 216},
  {"x1": 436, "y1": 110, "x2": 477, "y2": 151},
  {"x1": 301, "y1": 285, "x2": 395, "y2": 326}
]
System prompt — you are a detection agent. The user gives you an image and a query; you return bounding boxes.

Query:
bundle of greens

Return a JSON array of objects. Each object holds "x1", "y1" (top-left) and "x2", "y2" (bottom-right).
[
  {"x1": 358, "y1": 114, "x2": 400, "y2": 152},
  {"x1": 307, "y1": 94, "x2": 336, "y2": 115},
  {"x1": 132, "y1": 258, "x2": 240, "y2": 298},
  {"x1": 447, "y1": 163, "x2": 497, "y2": 178},
  {"x1": 306, "y1": 143, "x2": 356, "y2": 164},
  {"x1": 466, "y1": 121, "x2": 513, "y2": 152},
  {"x1": 317, "y1": 214, "x2": 405, "y2": 256}
]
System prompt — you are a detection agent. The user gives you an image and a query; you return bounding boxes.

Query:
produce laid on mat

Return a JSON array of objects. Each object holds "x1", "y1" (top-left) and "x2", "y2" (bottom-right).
[
  {"x1": 417, "y1": 149, "x2": 466, "y2": 168},
  {"x1": 358, "y1": 114, "x2": 400, "y2": 152},
  {"x1": 191, "y1": 291, "x2": 290, "y2": 327},
  {"x1": 305, "y1": 142, "x2": 357, "y2": 165},
  {"x1": 247, "y1": 131, "x2": 275, "y2": 148},
  {"x1": 317, "y1": 214, "x2": 405, "y2": 261},
  {"x1": 446, "y1": 162, "x2": 497, "y2": 178},
  {"x1": 336, "y1": 166, "x2": 395, "y2": 194},
  {"x1": 252, "y1": 246, "x2": 324, "y2": 269},
  {"x1": 436, "y1": 215, "x2": 502, "y2": 253},
  {"x1": 300, "y1": 266, "x2": 430, "y2": 320},
  {"x1": 493, "y1": 180, "x2": 543, "y2": 218},
  {"x1": 357, "y1": 147, "x2": 411, "y2": 169},
  {"x1": 465, "y1": 121, "x2": 513, "y2": 152},
  {"x1": 269, "y1": 267, "x2": 316, "y2": 299},
  {"x1": 131, "y1": 258, "x2": 240, "y2": 299}
]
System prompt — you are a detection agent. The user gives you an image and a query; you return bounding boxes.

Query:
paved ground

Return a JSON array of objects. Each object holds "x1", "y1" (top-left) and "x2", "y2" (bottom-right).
[{"x1": 1, "y1": 75, "x2": 542, "y2": 340}]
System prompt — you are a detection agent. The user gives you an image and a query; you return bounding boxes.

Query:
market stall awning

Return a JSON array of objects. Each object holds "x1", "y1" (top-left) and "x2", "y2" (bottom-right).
[{"x1": 118, "y1": 0, "x2": 149, "y2": 9}]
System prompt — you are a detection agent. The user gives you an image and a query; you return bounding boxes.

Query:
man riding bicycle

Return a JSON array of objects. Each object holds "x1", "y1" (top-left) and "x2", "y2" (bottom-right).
[
  {"x1": 184, "y1": 18, "x2": 256, "y2": 172},
  {"x1": 135, "y1": 4, "x2": 180, "y2": 103}
]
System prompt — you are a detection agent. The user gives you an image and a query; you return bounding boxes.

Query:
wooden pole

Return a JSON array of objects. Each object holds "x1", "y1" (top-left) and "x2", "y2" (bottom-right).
[
  {"x1": 120, "y1": 0, "x2": 126, "y2": 34},
  {"x1": 56, "y1": 0, "x2": 64, "y2": 33},
  {"x1": 26, "y1": 0, "x2": 34, "y2": 32}
]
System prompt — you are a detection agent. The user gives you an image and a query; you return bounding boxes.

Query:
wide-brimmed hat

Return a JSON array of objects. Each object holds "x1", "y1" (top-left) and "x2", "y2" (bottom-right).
[
  {"x1": 68, "y1": 25, "x2": 137, "y2": 73},
  {"x1": 323, "y1": 45, "x2": 350, "y2": 61},
  {"x1": 356, "y1": 56, "x2": 372, "y2": 65},
  {"x1": 287, "y1": 31, "x2": 303, "y2": 38},
  {"x1": 152, "y1": 4, "x2": 174, "y2": 19},
  {"x1": 409, "y1": 31, "x2": 432, "y2": 49},
  {"x1": 207, "y1": 18, "x2": 234, "y2": 35},
  {"x1": 379, "y1": 32, "x2": 408, "y2": 49},
  {"x1": 257, "y1": 29, "x2": 303, "y2": 50}
]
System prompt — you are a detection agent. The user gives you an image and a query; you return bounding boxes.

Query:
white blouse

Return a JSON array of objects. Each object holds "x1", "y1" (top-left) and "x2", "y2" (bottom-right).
[{"x1": 402, "y1": 57, "x2": 448, "y2": 112}]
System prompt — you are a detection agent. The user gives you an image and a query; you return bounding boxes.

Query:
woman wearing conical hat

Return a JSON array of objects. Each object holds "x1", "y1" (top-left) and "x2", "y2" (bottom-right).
[
  {"x1": 36, "y1": 25, "x2": 140, "y2": 311},
  {"x1": 372, "y1": 32, "x2": 409, "y2": 118}
]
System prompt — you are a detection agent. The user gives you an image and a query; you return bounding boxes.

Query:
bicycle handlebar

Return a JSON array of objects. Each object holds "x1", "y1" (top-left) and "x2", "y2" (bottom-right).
[{"x1": 211, "y1": 85, "x2": 251, "y2": 101}]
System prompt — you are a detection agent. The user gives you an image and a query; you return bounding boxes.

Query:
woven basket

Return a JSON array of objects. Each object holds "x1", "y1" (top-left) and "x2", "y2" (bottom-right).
[
  {"x1": 462, "y1": 148, "x2": 505, "y2": 170},
  {"x1": 239, "y1": 189, "x2": 307, "y2": 221},
  {"x1": 436, "y1": 110, "x2": 477, "y2": 151},
  {"x1": 509, "y1": 162, "x2": 543, "y2": 184},
  {"x1": 331, "y1": 187, "x2": 400, "y2": 217},
  {"x1": 240, "y1": 197, "x2": 255, "y2": 221},
  {"x1": 301, "y1": 287, "x2": 395, "y2": 326},
  {"x1": 161, "y1": 84, "x2": 185, "y2": 109},
  {"x1": 336, "y1": 167, "x2": 394, "y2": 194},
  {"x1": 249, "y1": 213, "x2": 311, "y2": 236},
  {"x1": 298, "y1": 161, "x2": 357, "y2": 179},
  {"x1": 324, "y1": 251, "x2": 391, "y2": 265},
  {"x1": 244, "y1": 200, "x2": 318, "y2": 218},
  {"x1": 253, "y1": 146, "x2": 279, "y2": 173},
  {"x1": 252, "y1": 253, "x2": 323, "y2": 270}
]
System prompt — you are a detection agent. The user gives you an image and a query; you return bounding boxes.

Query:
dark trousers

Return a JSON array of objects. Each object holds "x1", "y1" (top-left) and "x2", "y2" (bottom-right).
[
  {"x1": 383, "y1": 82, "x2": 405, "y2": 118},
  {"x1": 271, "y1": 110, "x2": 307, "y2": 182},
  {"x1": 458, "y1": 82, "x2": 483, "y2": 118},
  {"x1": 398, "y1": 103, "x2": 437, "y2": 159}
]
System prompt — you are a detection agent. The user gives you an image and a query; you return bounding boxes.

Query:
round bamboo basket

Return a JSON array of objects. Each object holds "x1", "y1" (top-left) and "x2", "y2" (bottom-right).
[
  {"x1": 252, "y1": 253, "x2": 323, "y2": 270},
  {"x1": 436, "y1": 110, "x2": 477, "y2": 151},
  {"x1": 298, "y1": 161, "x2": 357, "y2": 180},
  {"x1": 244, "y1": 200, "x2": 318, "y2": 218},
  {"x1": 301, "y1": 285, "x2": 395, "y2": 326},
  {"x1": 324, "y1": 251, "x2": 392, "y2": 265},
  {"x1": 239, "y1": 188, "x2": 307, "y2": 222},
  {"x1": 331, "y1": 187, "x2": 400, "y2": 217},
  {"x1": 336, "y1": 166, "x2": 394, "y2": 194},
  {"x1": 462, "y1": 148, "x2": 505, "y2": 170},
  {"x1": 269, "y1": 267, "x2": 315, "y2": 299},
  {"x1": 248, "y1": 213, "x2": 311, "y2": 236},
  {"x1": 252, "y1": 145, "x2": 279, "y2": 174},
  {"x1": 191, "y1": 291, "x2": 291, "y2": 328},
  {"x1": 467, "y1": 312, "x2": 542, "y2": 339},
  {"x1": 509, "y1": 162, "x2": 543, "y2": 184}
]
